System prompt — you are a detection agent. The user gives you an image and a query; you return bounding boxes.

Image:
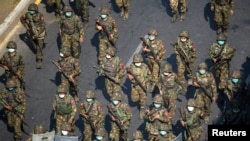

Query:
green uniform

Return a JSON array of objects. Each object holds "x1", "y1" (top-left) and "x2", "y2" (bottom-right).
[
  {"x1": 76, "y1": 0, "x2": 89, "y2": 26},
  {"x1": 114, "y1": 0, "x2": 130, "y2": 19},
  {"x1": 169, "y1": 0, "x2": 187, "y2": 22},
  {"x1": 47, "y1": 0, "x2": 63, "y2": 18}
]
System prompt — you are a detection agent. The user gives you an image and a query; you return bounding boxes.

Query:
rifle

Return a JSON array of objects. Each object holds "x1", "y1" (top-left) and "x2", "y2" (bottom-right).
[
  {"x1": 26, "y1": 14, "x2": 38, "y2": 38},
  {"x1": 96, "y1": 20, "x2": 116, "y2": 48},
  {"x1": 208, "y1": 43, "x2": 228, "y2": 71},
  {"x1": 179, "y1": 107, "x2": 193, "y2": 141},
  {"x1": 107, "y1": 105, "x2": 123, "y2": 131},
  {"x1": 196, "y1": 81, "x2": 213, "y2": 102},
  {"x1": 83, "y1": 102, "x2": 95, "y2": 132}
]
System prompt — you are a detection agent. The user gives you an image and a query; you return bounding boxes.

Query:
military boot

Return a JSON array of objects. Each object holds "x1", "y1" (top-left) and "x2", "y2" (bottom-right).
[
  {"x1": 120, "y1": 7, "x2": 125, "y2": 17},
  {"x1": 36, "y1": 59, "x2": 42, "y2": 69},
  {"x1": 171, "y1": 14, "x2": 178, "y2": 23},
  {"x1": 124, "y1": 9, "x2": 129, "y2": 19},
  {"x1": 180, "y1": 13, "x2": 185, "y2": 21},
  {"x1": 139, "y1": 106, "x2": 145, "y2": 119},
  {"x1": 187, "y1": 75, "x2": 193, "y2": 86}
]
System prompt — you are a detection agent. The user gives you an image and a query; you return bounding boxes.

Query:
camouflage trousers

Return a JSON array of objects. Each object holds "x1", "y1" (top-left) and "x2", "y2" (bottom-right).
[
  {"x1": 162, "y1": 88, "x2": 178, "y2": 121},
  {"x1": 27, "y1": 32, "x2": 44, "y2": 61},
  {"x1": 169, "y1": 0, "x2": 187, "y2": 15},
  {"x1": 76, "y1": 0, "x2": 89, "y2": 23},
  {"x1": 176, "y1": 56, "x2": 194, "y2": 83},
  {"x1": 61, "y1": 74, "x2": 80, "y2": 99},
  {"x1": 131, "y1": 84, "x2": 146, "y2": 107},
  {"x1": 184, "y1": 126, "x2": 203, "y2": 141},
  {"x1": 109, "y1": 122, "x2": 128, "y2": 141},
  {"x1": 145, "y1": 57, "x2": 160, "y2": 84},
  {"x1": 55, "y1": 114, "x2": 75, "y2": 134},
  {"x1": 5, "y1": 72, "x2": 24, "y2": 89},
  {"x1": 105, "y1": 78, "x2": 122, "y2": 98},
  {"x1": 214, "y1": 62, "x2": 230, "y2": 89},
  {"x1": 47, "y1": 0, "x2": 62, "y2": 16},
  {"x1": 5, "y1": 110, "x2": 22, "y2": 139},
  {"x1": 61, "y1": 34, "x2": 81, "y2": 59},
  {"x1": 195, "y1": 93, "x2": 212, "y2": 122},
  {"x1": 83, "y1": 119, "x2": 103, "y2": 140},
  {"x1": 115, "y1": 0, "x2": 130, "y2": 18},
  {"x1": 98, "y1": 38, "x2": 112, "y2": 65},
  {"x1": 214, "y1": 4, "x2": 231, "y2": 29}
]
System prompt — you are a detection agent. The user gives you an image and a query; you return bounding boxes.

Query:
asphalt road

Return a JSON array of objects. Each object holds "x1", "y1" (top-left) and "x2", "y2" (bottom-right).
[{"x1": 0, "y1": 0, "x2": 250, "y2": 141}]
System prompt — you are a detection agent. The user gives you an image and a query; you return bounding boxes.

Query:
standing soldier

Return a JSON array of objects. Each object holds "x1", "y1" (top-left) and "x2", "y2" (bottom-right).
[
  {"x1": 59, "y1": 5, "x2": 84, "y2": 59},
  {"x1": 59, "y1": 122, "x2": 76, "y2": 136},
  {"x1": 107, "y1": 91, "x2": 132, "y2": 141},
  {"x1": 114, "y1": 0, "x2": 130, "y2": 19},
  {"x1": 78, "y1": 90, "x2": 104, "y2": 140},
  {"x1": 157, "y1": 123, "x2": 176, "y2": 141},
  {"x1": 126, "y1": 53, "x2": 151, "y2": 119},
  {"x1": 179, "y1": 98, "x2": 204, "y2": 141},
  {"x1": 131, "y1": 130, "x2": 145, "y2": 141},
  {"x1": 169, "y1": 0, "x2": 187, "y2": 22},
  {"x1": 76, "y1": 0, "x2": 89, "y2": 27},
  {"x1": 172, "y1": 30, "x2": 196, "y2": 86},
  {"x1": 0, "y1": 79, "x2": 26, "y2": 141},
  {"x1": 193, "y1": 62, "x2": 217, "y2": 123},
  {"x1": 98, "y1": 47, "x2": 125, "y2": 98},
  {"x1": 94, "y1": 127, "x2": 107, "y2": 141},
  {"x1": 0, "y1": 41, "x2": 25, "y2": 89},
  {"x1": 52, "y1": 84, "x2": 77, "y2": 135},
  {"x1": 158, "y1": 63, "x2": 187, "y2": 124},
  {"x1": 95, "y1": 7, "x2": 118, "y2": 65},
  {"x1": 55, "y1": 47, "x2": 81, "y2": 101},
  {"x1": 47, "y1": 0, "x2": 63, "y2": 18},
  {"x1": 143, "y1": 94, "x2": 171, "y2": 141},
  {"x1": 141, "y1": 28, "x2": 166, "y2": 91},
  {"x1": 208, "y1": 33, "x2": 235, "y2": 91},
  {"x1": 20, "y1": 3, "x2": 46, "y2": 69},
  {"x1": 26, "y1": 124, "x2": 54, "y2": 141},
  {"x1": 210, "y1": 0, "x2": 234, "y2": 35}
]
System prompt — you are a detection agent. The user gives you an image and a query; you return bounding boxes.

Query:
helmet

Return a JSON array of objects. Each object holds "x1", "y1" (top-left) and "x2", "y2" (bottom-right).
[
  {"x1": 198, "y1": 62, "x2": 208, "y2": 70},
  {"x1": 148, "y1": 28, "x2": 158, "y2": 36},
  {"x1": 57, "y1": 84, "x2": 68, "y2": 94},
  {"x1": 153, "y1": 94, "x2": 163, "y2": 104},
  {"x1": 6, "y1": 41, "x2": 17, "y2": 49},
  {"x1": 60, "y1": 47, "x2": 71, "y2": 57},
  {"x1": 111, "y1": 91, "x2": 123, "y2": 101},
  {"x1": 6, "y1": 79, "x2": 17, "y2": 88},
  {"x1": 179, "y1": 30, "x2": 189, "y2": 38},
  {"x1": 231, "y1": 70, "x2": 241, "y2": 79},
  {"x1": 28, "y1": 3, "x2": 38, "y2": 12},
  {"x1": 85, "y1": 90, "x2": 95, "y2": 99},
  {"x1": 106, "y1": 47, "x2": 116, "y2": 57},
  {"x1": 217, "y1": 33, "x2": 226, "y2": 41},
  {"x1": 100, "y1": 7, "x2": 110, "y2": 15},
  {"x1": 163, "y1": 63, "x2": 173, "y2": 72},
  {"x1": 61, "y1": 122, "x2": 72, "y2": 131},
  {"x1": 63, "y1": 5, "x2": 73, "y2": 13},
  {"x1": 132, "y1": 130, "x2": 143, "y2": 139},
  {"x1": 159, "y1": 123, "x2": 170, "y2": 131},
  {"x1": 187, "y1": 98, "x2": 196, "y2": 107},
  {"x1": 34, "y1": 124, "x2": 45, "y2": 134},
  {"x1": 133, "y1": 54, "x2": 143, "y2": 63},
  {"x1": 95, "y1": 127, "x2": 105, "y2": 136}
]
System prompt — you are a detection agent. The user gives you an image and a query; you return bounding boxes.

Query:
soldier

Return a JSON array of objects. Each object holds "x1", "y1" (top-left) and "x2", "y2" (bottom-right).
[
  {"x1": 193, "y1": 62, "x2": 217, "y2": 123},
  {"x1": 179, "y1": 98, "x2": 204, "y2": 141},
  {"x1": 0, "y1": 41, "x2": 25, "y2": 89},
  {"x1": 76, "y1": 0, "x2": 89, "y2": 27},
  {"x1": 78, "y1": 90, "x2": 104, "y2": 140},
  {"x1": 56, "y1": 47, "x2": 81, "y2": 101},
  {"x1": 98, "y1": 47, "x2": 125, "y2": 98},
  {"x1": 172, "y1": 30, "x2": 196, "y2": 86},
  {"x1": 208, "y1": 33, "x2": 235, "y2": 91},
  {"x1": 52, "y1": 84, "x2": 77, "y2": 135},
  {"x1": 94, "y1": 127, "x2": 107, "y2": 141},
  {"x1": 131, "y1": 130, "x2": 145, "y2": 141},
  {"x1": 169, "y1": 0, "x2": 187, "y2": 22},
  {"x1": 26, "y1": 124, "x2": 52, "y2": 141},
  {"x1": 114, "y1": 0, "x2": 130, "y2": 19},
  {"x1": 157, "y1": 123, "x2": 176, "y2": 141},
  {"x1": 59, "y1": 5, "x2": 84, "y2": 59},
  {"x1": 141, "y1": 28, "x2": 166, "y2": 91},
  {"x1": 107, "y1": 91, "x2": 132, "y2": 141},
  {"x1": 95, "y1": 7, "x2": 118, "y2": 65},
  {"x1": 20, "y1": 3, "x2": 46, "y2": 69},
  {"x1": 0, "y1": 79, "x2": 26, "y2": 141},
  {"x1": 126, "y1": 53, "x2": 151, "y2": 119},
  {"x1": 210, "y1": 0, "x2": 234, "y2": 35},
  {"x1": 158, "y1": 63, "x2": 187, "y2": 124},
  {"x1": 143, "y1": 94, "x2": 171, "y2": 141},
  {"x1": 47, "y1": 0, "x2": 63, "y2": 18},
  {"x1": 59, "y1": 122, "x2": 76, "y2": 136}
]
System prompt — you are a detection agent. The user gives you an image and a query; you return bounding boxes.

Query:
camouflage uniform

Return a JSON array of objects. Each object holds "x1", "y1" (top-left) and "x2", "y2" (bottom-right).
[
  {"x1": 158, "y1": 63, "x2": 186, "y2": 123},
  {"x1": 52, "y1": 85, "x2": 77, "y2": 134},
  {"x1": 131, "y1": 130, "x2": 145, "y2": 141},
  {"x1": 76, "y1": 0, "x2": 89, "y2": 26},
  {"x1": 169, "y1": 0, "x2": 187, "y2": 22},
  {"x1": 208, "y1": 33, "x2": 235, "y2": 90},
  {"x1": 57, "y1": 47, "x2": 81, "y2": 101},
  {"x1": 0, "y1": 79, "x2": 26, "y2": 141},
  {"x1": 179, "y1": 99, "x2": 204, "y2": 141},
  {"x1": 20, "y1": 3, "x2": 46, "y2": 69},
  {"x1": 26, "y1": 124, "x2": 47, "y2": 141},
  {"x1": 210, "y1": 0, "x2": 234, "y2": 34},
  {"x1": 141, "y1": 29, "x2": 166, "y2": 90},
  {"x1": 0, "y1": 41, "x2": 25, "y2": 89},
  {"x1": 59, "y1": 122, "x2": 76, "y2": 136},
  {"x1": 193, "y1": 62, "x2": 217, "y2": 123},
  {"x1": 94, "y1": 127, "x2": 107, "y2": 141},
  {"x1": 157, "y1": 123, "x2": 176, "y2": 141},
  {"x1": 143, "y1": 94, "x2": 171, "y2": 141},
  {"x1": 114, "y1": 0, "x2": 130, "y2": 19},
  {"x1": 60, "y1": 5, "x2": 84, "y2": 59},
  {"x1": 47, "y1": 0, "x2": 63, "y2": 18},
  {"x1": 108, "y1": 92, "x2": 132, "y2": 141},
  {"x1": 127, "y1": 53, "x2": 151, "y2": 119},
  {"x1": 95, "y1": 7, "x2": 118, "y2": 65},
  {"x1": 78, "y1": 90, "x2": 104, "y2": 141},
  {"x1": 172, "y1": 30, "x2": 196, "y2": 86},
  {"x1": 99, "y1": 47, "x2": 125, "y2": 98}
]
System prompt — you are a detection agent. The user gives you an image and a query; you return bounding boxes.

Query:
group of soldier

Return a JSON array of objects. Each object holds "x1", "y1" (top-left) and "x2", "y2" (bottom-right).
[{"x1": 0, "y1": 0, "x2": 249, "y2": 141}]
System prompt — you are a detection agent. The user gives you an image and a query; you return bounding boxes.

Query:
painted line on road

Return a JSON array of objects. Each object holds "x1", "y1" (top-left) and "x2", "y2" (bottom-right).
[{"x1": 35, "y1": 0, "x2": 42, "y2": 5}]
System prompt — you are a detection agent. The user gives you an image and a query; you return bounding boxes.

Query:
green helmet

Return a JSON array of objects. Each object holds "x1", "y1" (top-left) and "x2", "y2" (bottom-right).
[
  {"x1": 57, "y1": 84, "x2": 68, "y2": 94},
  {"x1": 132, "y1": 130, "x2": 143, "y2": 139},
  {"x1": 34, "y1": 124, "x2": 45, "y2": 134},
  {"x1": 6, "y1": 41, "x2": 17, "y2": 49},
  {"x1": 148, "y1": 28, "x2": 158, "y2": 36},
  {"x1": 85, "y1": 90, "x2": 95, "y2": 99},
  {"x1": 187, "y1": 98, "x2": 196, "y2": 107},
  {"x1": 63, "y1": 5, "x2": 73, "y2": 13},
  {"x1": 100, "y1": 7, "x2": 110, "y2": 15},
  {"x1": 133, "y1": 53, "x2": 143, "y2": 63},
  {"x1": 111, "y1": 91, "x2": 123, "y2": 101},
  {"x1": 163, "y1": 63, "x2": 173, "y2": 72},
  {"x1": 179, "y1": 30, "x2": 189, "y2": 38},
  {"x1": 95, "y1": 127, "x2": 105, "y2": 136},
  {"x1": 106, "y1": 47, "x2": 116, "y2": 57},
  {"x1": 231, "y1": 70, "x2": 241, "y2": 79},
  {"x1": 198, "y1": 62, "x2": 207, "y2": 70},
  {"x1": 6, "y1": 79, "x2": 17, "y2": 88},
  {"x1": 153, "y1": 94, "x2": 163, "y2": 104},
  {"x1": 217, "y1": 33, "x2": 226, "y2": 41},
  {"x1": 28, "y1": 3, "x2": 38, "y2": 12},
  {"x1": 61, "y1": 122, "x2": 72, "y2": 131},
  {"x1": 60, "y1": 47, "x2": 71, "y2": 57}
]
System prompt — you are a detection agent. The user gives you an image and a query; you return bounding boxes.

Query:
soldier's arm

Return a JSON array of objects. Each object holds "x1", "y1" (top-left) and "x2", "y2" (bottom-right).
[
  {"x1": 72, "y1": 59, "x2": 81, "y2": 77},
  {"x1": 76, "y1": 15, "x2": 84, "y2": 39},
  {"x1": 208, "y1": 44, "x2": 217, "y2": 60},
  {"x1": 17, "y1": 55, "x2": 25, "y2": 75},
  {"x1": 111, "y1": 19, "x2": 118, "y2": 35},
  {"x1": 229, "y1": 0, "x2": 235, "y2": 10},
  {"x1": 224, "y1": 46, "x2": 235, "y2": 60},
  {"x1": 78, "y1": 102, "x2": 86, "y2": 116},
  {"x1": 117, "y1": 59, "x2": 125, "y2": 80},
  {"x1": 210, "y1": 73, "x2": 217, "y2": 100},
  {"x1": 96, "y1": 103, "x2": 104, "y2": 122},
  {"x1": 190, "y1": 41, "x2": 197, "y2": 62},
  {"x1": 157, "y1": 40, "x2": 166, "y2": 60},
  {"x1": 17, "y1": 90, "x2": 26, "y2": 115},
  {"x1": 20, "y1": 13, "x2": 29, "y2": 29},
  {"x1": 158, "y1": 110, "x2": 170, "y2": 122},
  {"x1": 122, "y1": 104, "x2": 132, "y2": 123},
  {"x1": 69, "y1": 97, "x2": 77, "y2": 120},
  {"x1": 51, "y1": 95, "x2": 57, "y2": 110},
  {"x1": 37, "y1": 13, "x2": 46, "y2": 35}
]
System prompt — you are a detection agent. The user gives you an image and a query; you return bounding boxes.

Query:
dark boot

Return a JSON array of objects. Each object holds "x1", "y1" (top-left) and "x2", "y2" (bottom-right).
[
  {"x1": 180, "y1": 13, "x2": 185, "y2": 21},
  {"x1": 171, "y1": 13, "x2": 178, "y2": 23},
  {"x1": 36, "y1": 59, "x2": 42, "y2": 69}
]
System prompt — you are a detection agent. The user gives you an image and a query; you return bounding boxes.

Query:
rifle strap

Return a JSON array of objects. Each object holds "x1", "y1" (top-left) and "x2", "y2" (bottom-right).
[
  {"x1": 214, "y1": 43, "x2": 226, "y2": 59},
  {"x1": 86, "y1": 102, "x2": 94, "y2": 115}
]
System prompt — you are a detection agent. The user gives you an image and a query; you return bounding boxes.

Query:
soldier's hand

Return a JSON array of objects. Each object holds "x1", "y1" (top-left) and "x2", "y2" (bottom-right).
[
  {"x1": 212, "y1": 96, "x2": 217, "y2": 102},
  {"x1": 96, "y1": 25, "x2": 103, "y2": 31},
  {"x1": 3, "y1": 65, "x2": 9, "y2": 71},
  {"x1": 210, "y1": 5, "x2": 214, "y2": 11},
  {"x1": 180, "y1": 120, "x2": 185, "y2": 127},
  {"x1": 68, "y1": 118, "x2": 73, "y2": 124},
  {"x1": 193, "y1": 81, "x2": 200, "y2": 87},
  {"x1": 111, "y1": 116, "x2": 116, "y2": 121},
  {"x1": 109, "y1": 34, "x2": 114, "y2": 39},
  {"x1": 79, "y1": 36, "x2": 84, "y2": 43},
  {"x1": 153, "y1": 113, "x2": 160, "y2": 119},
  {"x1": 5, "y1": 105, "x2": 12, "y2": 111},
  {"x1": 175, "y1": 51, "x2": 179, "y2": 55},
  {"x1": 212, "y1": 58, "x2": 217, "y2": 63},
  {"x1": 230, "y1": 10, "x2": 234, "y2": 15},
  {"x1": 20, "y1": 114, "x2": 24, "y2": 120}
]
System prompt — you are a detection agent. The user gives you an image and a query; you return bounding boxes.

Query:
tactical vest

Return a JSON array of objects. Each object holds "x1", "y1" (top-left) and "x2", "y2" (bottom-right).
[
  {"x1": 177, "y1": 38, "x2": 193, "y2": 57},
  {"x1": 195, "y1": 72, "x2": 212, "y2": 94},
  {"x1": 61, "y1": 15, "x2": 77, "y2": 35},
  {"x1": 146, "y1": 108, "x2": 167, "y2": 135},
  {"x1": 56, "y1": 95, "x2": 73, "y2": 115},
  {"x1": 146, "y1": 39, "x2": 162, "y2": 58},
  {"x1": 59, "y1": 58, "x2": 75, "y2": 75},
  {"x1": 98, "y1": 17, "x2": 116, "y2": 38},
  {"x1": 3, "y1": 53, "x2": 21, "y2": 72},
  {"x1": 27, "y1": 12, "x2": 46, "y2": 37},
  {"x1": 84, "y1": 101, "x2": 100, "y2": 118},
  {"x1": 103, "y1": 57, "x2": 120, "y2": 77},
  {"x1": 129, "y1": 64, "x2": 147, "y2": 83},
  {"x1": 160, "y1": 73, "x2": 177, "y2": 89},
  {"x1": 111, "y1": 103, "x2": 128, "y2": 119},
  {"x1": 6, "y1": 89, "x2": 19, "y2": 107},
  {"x1": 185, "y1": 109, "x2": 201, "y2": 128}
]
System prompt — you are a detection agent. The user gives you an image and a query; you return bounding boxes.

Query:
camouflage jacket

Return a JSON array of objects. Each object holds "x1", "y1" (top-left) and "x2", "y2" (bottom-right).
[
  {"x1": 58, "y1": 57, "x2": 81, "y2": 77},
  {"x1": 158, "y1": 72, "x2": 183, "y2": 92},
  {"x1": 180, "y1": 107, "x2": 203, "y2": 129},
  {"x1": 224, "y1": 79, "x2": 247, "y2": 100},
  {"x1": 211, "y1": 0, "x2": 234, "y2": 9},
  {"x1": 173, "y1": 38, "x2": 196, "y2": 63},
  {"x1": 95, "y1": 16, "x2": 118, "y2": 39},
  {"x1": 209, "y1": 42, "x2": 235, "y2": 63},
  {"x1": 0, "y1": 52, "x2": 25, "y2": 75},
  {"x1": 127, "y1": 63, "x2": 151, "y2": 85}
]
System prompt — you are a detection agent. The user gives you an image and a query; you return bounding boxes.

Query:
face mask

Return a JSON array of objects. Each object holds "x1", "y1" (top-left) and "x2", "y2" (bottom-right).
[
  {"x1": 59, "y1": 94, "x2": 65, "y2": 98},
  {"x1": 180, "y1": 37, "x2": 187, "y2": 42},
  {"x1": 135, "y1": 63, "x2": 141, "y2": 67},
  {"x1": 60, "y1": 53, "x2": 64, "y2": 57},
  {"x1": 199, "y1": 70, "x2": 206, "y2": 75},
  {"x1": 86, "y1": 98, "x2": 93, "y2": 102},
  {"x1": 65, "y1": 12, "x2": 72, "y2": 17},
  {"x1": 163, "y1": 72, "x2": 169, "y2": 76},
  {"x1": 231, "y1": 78, "x2": 239, "y2": 84},
  {"x1": 8, "y1": 49, "x2": 15, "y2": 53},
  {"x1": 112, "y1": 100, "x2": 119, "y2": 105},
  {"x1": 154, "y1": 103, "x2": 161, "y2": 108},
  {"x1": 96, "y1": 136, "x2": 103, "y2": 140},
  {"x1": 159, "y1": 130, "x2": 167, "y2": 136},
  {"x1": 233, "y1": 109, "x2": 240, "y2": 113},
  {"x1": 187, "y1": 106, "x2": 194, "y2": 112},
  {"x1": 100, "y1": 14, "x2": 107, "y2": 19},
  {"x1": 148, "y1": 35, "x2": 155, "y2": 41},
  {"x1": 61, "y1": 130, "x2": 69, "y2": 136},
  {"x1": 106, "y1": 55, "x2": 111, "y2": 59},
  {"x1": 217, "y1": 40, "x2": 225, "y2": 46},
  {"x1": 29, "y1": 10, "x2": 35, "y2": 15},
  {"x1": 7, "y1": 87, "x2": 14, "y2": 91}
]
